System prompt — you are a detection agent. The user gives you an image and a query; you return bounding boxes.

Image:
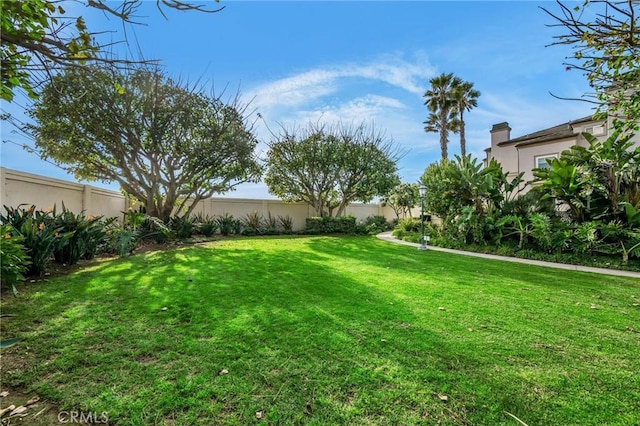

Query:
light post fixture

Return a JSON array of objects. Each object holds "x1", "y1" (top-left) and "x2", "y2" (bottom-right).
[{"x1": 418, "y1": 185, "x2": 427, "y2": 250}]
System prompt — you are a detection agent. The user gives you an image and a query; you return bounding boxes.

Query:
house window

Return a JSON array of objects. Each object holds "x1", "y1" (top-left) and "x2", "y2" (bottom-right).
[{"x1": 535, "y1": 154, "x2": 557, "y2": 169}]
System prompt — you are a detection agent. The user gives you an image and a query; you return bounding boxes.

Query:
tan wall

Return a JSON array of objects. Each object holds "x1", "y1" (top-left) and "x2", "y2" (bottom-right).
[
  {"x1": 0, "y1": 167, "x2": 398, "y2": 231},
  {"x1": 177, "y1": 198, "x2": 397, "y2": 231},
  {"x1": 517, "y1": 137, "x2": 581, "y2": 184},
  {"x1": 488, "y1": 117, "x2": 640, "y2": 190},
  {"x1": 0, "y1": 167, "x2": 127, "y2": 219}
]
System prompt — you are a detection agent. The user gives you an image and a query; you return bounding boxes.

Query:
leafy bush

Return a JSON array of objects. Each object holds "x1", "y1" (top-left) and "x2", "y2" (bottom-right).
[
  {"x1": 106, "y1": 228, "x2": 137, "y2": 256},
  {"x1": 1, "y1": 204, "x2": 33, "y2": 229},
  {"x1": 600, "y1": 221, "x2": 640, "y2": 264},
  {"x1": 51, "y1": 205, "x2": 110, "y2": 265},
  {"x1": 138, "y1": 216, "x2": 172, "y2": 243},
  {"x1": 231, "y1": 218, "x2": 243, "y2": 235},
  {"x1": 217, "y1": 213, "x2": 235, "y2": 236},
  {"x1": 242, "y1": 211, "x2": 264, "y2": 236},
  {"x1": 0, "y1": 224, "x2": 30, "y2": 294},
  {"x1": 361, "y1": 215, "x2": 391, "y2": 234},
  {"x1": 122, "y1": 209, "x2": 147, "y2": 230},
  {"x1": 394, "y1": 217, "x2": 422, "y2": 234},
  {"x1": 1, "y1": 205, "x2": 71, "y2": 275},
  {"x1": 18, "y1": 216, "x2": 70, "y2": 275},
  {"x1": 263, "y1": 212, "x2": 279, "y2": 235},
  {"x1": 194, "y1": 214, "x2": 218, "y2": 237},
  {"x1": 305, "y1": 216, "x2": 358, "y2": 234},
  {"x1": 392, "y1": 228, "x2": 406, "y2": 239},
  {"x1": 571, "y1": 221, "x2": 600, "y2": 254},
  {"x1": 278, "y1": 215, "x2": 294, "y2": 233},
  {"x1": 169, "y1": 216, "x2": 195, "y2": 239}
]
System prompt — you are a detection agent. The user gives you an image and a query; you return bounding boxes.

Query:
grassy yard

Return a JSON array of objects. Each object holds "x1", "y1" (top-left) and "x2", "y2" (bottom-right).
[{"x1": 1, "y1": 236, "x2": 639, "y2": 425}]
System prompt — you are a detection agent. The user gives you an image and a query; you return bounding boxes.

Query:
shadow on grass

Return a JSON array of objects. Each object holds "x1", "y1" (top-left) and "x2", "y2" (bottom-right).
[{"x1": 1, "y1": 236, "x2": 638, "y2": 425}]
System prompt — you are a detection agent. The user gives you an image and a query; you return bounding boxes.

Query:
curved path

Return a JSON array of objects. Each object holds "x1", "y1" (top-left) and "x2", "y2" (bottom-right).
[{"x1": 376, "y1": 231, "x2": 640, "y2": 279}]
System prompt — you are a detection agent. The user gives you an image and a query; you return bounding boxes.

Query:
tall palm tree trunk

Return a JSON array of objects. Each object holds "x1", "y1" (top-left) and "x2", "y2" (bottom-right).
[
  {"x1": 459, "y1": 109, "x2": 466, "y2": 157},
  {"x1": 439, "y1": 108, "x2": 448, "y2": 160}
]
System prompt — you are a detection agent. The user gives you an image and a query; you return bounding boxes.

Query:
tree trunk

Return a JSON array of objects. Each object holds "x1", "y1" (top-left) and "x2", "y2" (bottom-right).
[
  {"x1": 335, "y1": 202, "x2": 348, "y2": 218},
  {"x1": 440, "y1": 107, "x2": 448, "y2": 160},
  {"x1": 459, "y1": 110, "x2": 466, "y2": 157}
]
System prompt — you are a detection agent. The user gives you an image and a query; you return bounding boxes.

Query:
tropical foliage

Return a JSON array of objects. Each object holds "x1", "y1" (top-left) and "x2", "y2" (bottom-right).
[
  {"x1": 401, "y1": 132, "x2": 640, "y2": 269},
  {"x1": 0, "y1": 224, "x2": 30, "y2": 294},
  {"x1": 423, "y1": 73, "x2": 480, "y2": 159},
  {"x1": 0, "y1": 205, "x2": 115, "y2": 275}
]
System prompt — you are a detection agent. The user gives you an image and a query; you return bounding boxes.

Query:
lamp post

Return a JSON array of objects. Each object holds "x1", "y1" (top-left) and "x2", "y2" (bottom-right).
[{"x1": 418, "y1": 185, "x2": 427, "y2": 250}]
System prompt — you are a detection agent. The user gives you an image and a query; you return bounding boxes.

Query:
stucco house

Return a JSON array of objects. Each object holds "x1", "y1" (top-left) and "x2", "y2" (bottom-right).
[{"x1": 484, "y1": 115, "x2": 640, "y2": 188}]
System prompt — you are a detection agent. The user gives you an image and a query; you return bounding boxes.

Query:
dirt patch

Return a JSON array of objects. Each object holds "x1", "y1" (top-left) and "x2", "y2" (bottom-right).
[{"x1": 0, "y1": 387, "x2": 60, "y2": 426}]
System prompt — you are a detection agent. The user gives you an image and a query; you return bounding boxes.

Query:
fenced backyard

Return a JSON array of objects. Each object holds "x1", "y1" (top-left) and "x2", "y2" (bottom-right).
[{"x1": 0, "y1": 167, "x2": 398, "y2": 231}]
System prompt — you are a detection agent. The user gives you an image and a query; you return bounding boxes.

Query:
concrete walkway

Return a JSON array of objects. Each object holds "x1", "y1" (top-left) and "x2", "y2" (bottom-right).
[{"x1": 376, "y1": 231, "x2": 640, "y2": 279}]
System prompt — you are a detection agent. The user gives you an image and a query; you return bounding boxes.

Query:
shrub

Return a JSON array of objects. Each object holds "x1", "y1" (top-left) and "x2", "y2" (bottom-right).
[
  {"x1": 278, "y1": 215, "x2": 294, "y2": 233},
  {"x1": 571, "y1": 221, "x2": 600, "y2": 254},
  {"x1": 19, "y1": 216, "x2": 70, "y2": 275},
  {"x1": 391, "y1": 228, "x2": 406, "y2": 239},
  {"x1": 51, "y1": 205, "x2": 110, "y2": 265},
  {"x1": 194, "y1": 214, "x2": 218, "y2": 237},
  {"x1": 231, "y1": 218, "x2": 243, "y2": 235},
  {"x1": 396, "y1": 217, "x2": 422, "y2": 233},
  {"x1": 242, "y1": 211, "x2": 264, "y2": 236},
  {"x1": 217, "y1": 213, "x2": 235, "y2": 236},
  {"x1": 106, "y1": 228, "x2": 137, "y2": 256},
  {"x1": 122, "y1": 209, "x2": 146, "y2": 230},
  {"x1": 263, "y1": 212, "x2": 279, "y2": 235},
  {"x1": 138, "y1": 216, "x2": 172, "y2": 243},
  {"x1": 361, "y1": 215, "x2": 391, "y2": 234},
  {"x1": 169, "y1": 216, "x2": 195, "y2": 239},
  {"x1": 1, "y1": 204, "x2": 33, "y2": 230},
  {"x1": 305, "y1": 216, "x2": 357, "y2": 234},
  {"x1": 1, "y1": 205, "x2": 71, "y2": 275},
  {"x1": 0, "y1": 225, "x2": 30, "y2": 294}
]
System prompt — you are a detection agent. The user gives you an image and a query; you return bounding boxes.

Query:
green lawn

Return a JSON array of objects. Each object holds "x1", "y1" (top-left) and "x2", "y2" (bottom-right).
[{"x1": 1, "y1": 236, "x2": 639, "y2": 425}]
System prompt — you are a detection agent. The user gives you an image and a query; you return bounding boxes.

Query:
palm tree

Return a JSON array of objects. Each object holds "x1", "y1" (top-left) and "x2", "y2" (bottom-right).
[
  {"x1": 423, "y1": 72, "x2": 462, "y2": 160},
  {"x1": 423, "y1": 112, "x2": 459, "y2": 160},
  {"x1": 452, "y1": 81, "x2": 480, "y2": 157}
]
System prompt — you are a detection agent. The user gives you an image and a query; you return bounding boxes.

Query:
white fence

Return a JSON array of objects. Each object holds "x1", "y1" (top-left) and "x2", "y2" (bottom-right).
[{"x1": 0, "y1": 167, "x2": 399, "y2": 231}]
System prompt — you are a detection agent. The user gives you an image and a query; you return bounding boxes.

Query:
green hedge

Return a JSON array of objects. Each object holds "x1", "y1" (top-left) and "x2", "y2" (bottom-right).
[{"x1": 305, "y1": 216, "x2": 358, "y2": 234}]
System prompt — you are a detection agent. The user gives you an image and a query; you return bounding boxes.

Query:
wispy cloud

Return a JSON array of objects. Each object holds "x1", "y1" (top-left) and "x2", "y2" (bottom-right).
[
  {"x1": 240, "y1": 50, "x2": 596, "y2": 192},
  {"x1": 474, "y1": 91, "x2": 595, "y2": 137},
  {"x1": 248, "y1": 52, "x2": 435, "y2": 112},
  {"x1": 293, "y1": 94, "x2": 407, "y2": 123}
]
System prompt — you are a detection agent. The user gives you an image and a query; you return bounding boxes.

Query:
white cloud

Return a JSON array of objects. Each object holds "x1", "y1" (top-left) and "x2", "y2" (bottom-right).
[
  {"x1": 474, "y1": 91, "x2": 595, "y2": 137},
  {"x1": 235, "y1": 51, "x2": 598, "y2": 197},
  {"x1": 247, "y1": 52, "x2": 435, "y2": 112},
  {"x1": 293, "y1": 94, "x2": 406, "y2": 123},
  {"x1": 249, "y1": 69, "x2": 340, "y2": 110}
]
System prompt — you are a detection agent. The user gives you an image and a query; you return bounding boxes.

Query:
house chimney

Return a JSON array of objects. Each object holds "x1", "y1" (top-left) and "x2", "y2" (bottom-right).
[
  {"x1": 490, "y1": 122, "x2": 511, "y2": 145},
  {"x1": 487, "y1": 122, "x2": 511, "y2": 165}
]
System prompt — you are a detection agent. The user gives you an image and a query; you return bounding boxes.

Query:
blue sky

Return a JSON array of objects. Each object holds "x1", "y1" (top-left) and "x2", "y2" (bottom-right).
[{"x1": 1, "y1": 1, "x2": 594, "y2": 199}]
